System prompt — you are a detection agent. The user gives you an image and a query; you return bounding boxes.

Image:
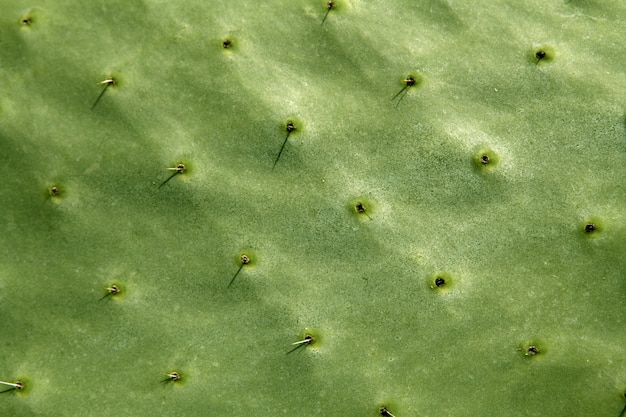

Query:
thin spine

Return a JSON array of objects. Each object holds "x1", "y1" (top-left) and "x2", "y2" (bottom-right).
[
  {"x1": 228, "y1": 255, "x2": 250, "y2": 288},
  {"x1": 0, "y1": 380, "x2": 23, "y2": 392},
  {"x1": 380, "y1": 407, "x2": 396, "y2": 417},
  {"x1": 228, "y1": 264, "x2": 244, "y2": 288},
  {"x1": 92, "y1": 78, "x2": 115, "y2": 110},
  {"x1": 159, "y1": 164, "x2": 186, "y2": 189},
  {"x1": 161, "y1": 372, "x2": 180, "y2": 383},
  {"x1": 321, "y1": 1, "x2": 335, "y2": 26},
  {"x1": 287, "y1": 335, "x2": 314, "y2": 354},
  {"x1": 391, "y1": 77, "x2": 415, "y2": 108},
  {"x1": 99, "y1": 285, "x2": 120, "y2": 300},
  {"x1": 273, "y1": 123, "x2": 296, "y2": 169}
]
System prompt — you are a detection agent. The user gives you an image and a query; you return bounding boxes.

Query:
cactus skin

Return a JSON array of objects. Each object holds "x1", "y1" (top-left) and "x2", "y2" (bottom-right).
[{"x1": 0, "y1": 0, "x2": 625, "y2": 416}]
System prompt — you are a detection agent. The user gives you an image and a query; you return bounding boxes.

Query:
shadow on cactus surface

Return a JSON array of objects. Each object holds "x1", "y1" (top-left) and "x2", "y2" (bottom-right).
[{"x1": 0, "y1": 0, "x2": 624, "y2": 416}]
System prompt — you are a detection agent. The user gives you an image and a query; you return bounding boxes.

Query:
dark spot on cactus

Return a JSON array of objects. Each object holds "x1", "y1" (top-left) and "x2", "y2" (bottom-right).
[
  {"x1": 18, "y1": 11, "x2": 36, "y2": 28},
  {"x1": 430, "y1": 272, "x2": 454, "y2": 292},
  {"x1": 351, "y1": 199, "x2": 374, "y2": 220},
  {"x1": 526, "y1": 346, "x2": 539, "y2": 356},
  {"x1": 518, "y1": 341, "x2": 545, "y2": 359},
  {"x1": 45, "y1": 183, "x2": 66, "y2": 201},
  {"x1": 474, "y1": 148, "x2": 499, "y2": 171},
  {"x1": 220, "y1": 36, "x2": 239, "y2": 52},
  {"x1": 530, "y1": 45, "x2": 555, "y2": 65},
  {"x1": 581, "y1": 217, "x2": 604, "y2": 238}
]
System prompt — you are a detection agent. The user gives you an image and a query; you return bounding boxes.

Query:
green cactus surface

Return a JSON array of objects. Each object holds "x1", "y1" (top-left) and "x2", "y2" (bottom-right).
[{"x1": 1, "y1": 0, "x2": 625, "y2": 416}]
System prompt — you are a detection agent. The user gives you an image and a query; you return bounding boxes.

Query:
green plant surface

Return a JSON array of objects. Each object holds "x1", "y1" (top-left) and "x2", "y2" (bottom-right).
[{"x1": 0, "y1": 0, "x2": 624, "y2": 416}]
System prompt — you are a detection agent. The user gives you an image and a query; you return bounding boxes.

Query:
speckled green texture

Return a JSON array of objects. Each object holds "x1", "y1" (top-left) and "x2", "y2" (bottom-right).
[{"x1": 0, "y1": 0, "x2": 625, "y2": 416}]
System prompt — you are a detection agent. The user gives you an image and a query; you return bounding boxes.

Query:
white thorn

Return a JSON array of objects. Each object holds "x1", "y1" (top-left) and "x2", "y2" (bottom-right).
[{"x1": 0, "y1": 380, "x2": 23, "y2": 389}]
